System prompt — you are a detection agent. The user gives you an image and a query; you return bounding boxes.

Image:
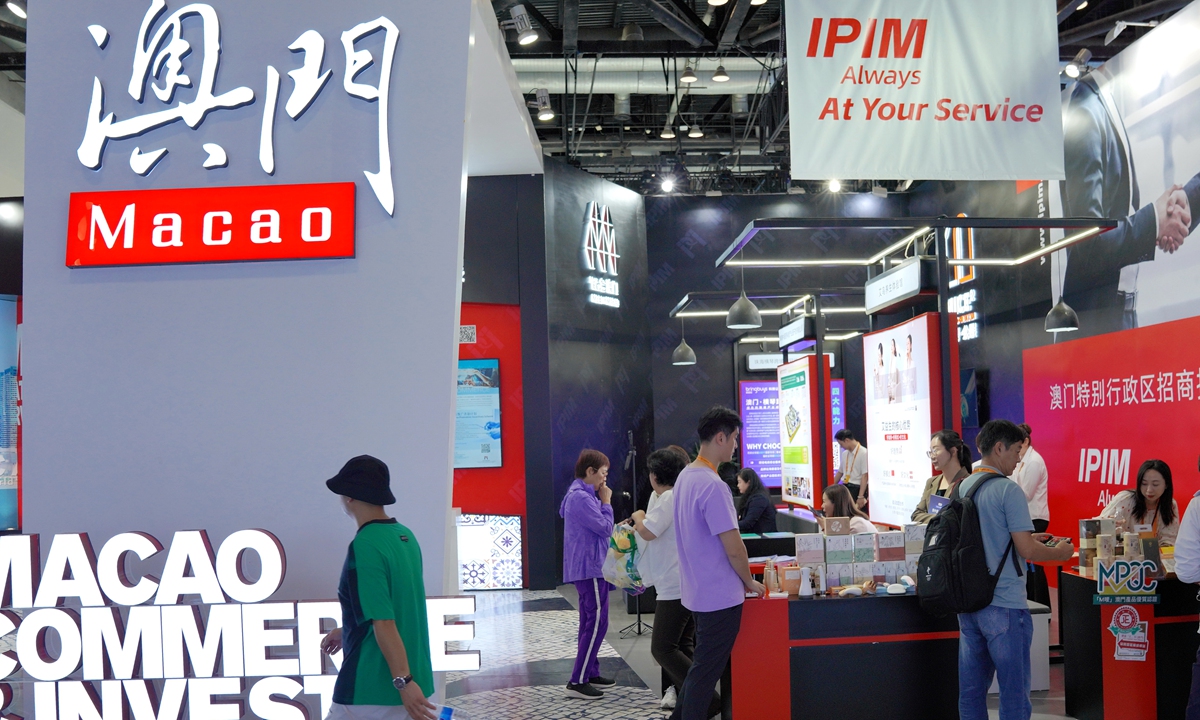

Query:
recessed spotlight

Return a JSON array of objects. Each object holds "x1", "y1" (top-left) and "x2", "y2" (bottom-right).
[
  {"x1": 5, "y1": 0, "x2": 25, "y2": 19},
  {"x1": 828, "y1": 179, "x2": 841, "y2": 193}
]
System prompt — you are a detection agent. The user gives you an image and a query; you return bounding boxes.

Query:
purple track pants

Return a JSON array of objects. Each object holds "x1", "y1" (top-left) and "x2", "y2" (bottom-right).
[{"x1": 571, "y1": 578, "x2": 611, "y2": 685}]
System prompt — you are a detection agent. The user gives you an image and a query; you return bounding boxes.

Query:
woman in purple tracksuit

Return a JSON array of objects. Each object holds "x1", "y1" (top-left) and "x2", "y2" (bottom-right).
[{"x1": 560, "y1": 448, "x2": 616, "y2": 700}]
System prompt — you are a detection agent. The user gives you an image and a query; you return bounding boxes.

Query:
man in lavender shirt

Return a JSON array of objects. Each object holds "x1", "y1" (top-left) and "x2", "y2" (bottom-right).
[{"x1": 672, "y1": 406, "x2": 765, "y2": 720}]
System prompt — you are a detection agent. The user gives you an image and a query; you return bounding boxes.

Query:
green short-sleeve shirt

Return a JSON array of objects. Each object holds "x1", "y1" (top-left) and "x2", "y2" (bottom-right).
[{"x1": 333, "y1": 519, "x2": 434, "y2": 705}]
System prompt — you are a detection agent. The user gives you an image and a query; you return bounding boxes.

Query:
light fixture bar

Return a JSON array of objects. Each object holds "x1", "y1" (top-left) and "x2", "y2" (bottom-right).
[
  {"x1": 727, "y1": 258, "x2": 865, "y2": 267},
  {"x1": 825, "y1": 331, "x2": 864, "y2": 341},
  {"x1": 737, "y1": 336, "x2": 778, "y2": 344},
  {"x1": 866, "y1": 226, "x2": 931, "y2": 264},
  {"x1": 820, "y1": 307, "x2": 866, "y2": 314},
  {"x1": 781, "y1": 295, "x2": 812, "y2": 312},
  {"x1": 675, "y1": 310, "x2": 730, "y2": 317},
  {"x1": 947, "y1": 227, "x2": 1102, "y2": 267}
]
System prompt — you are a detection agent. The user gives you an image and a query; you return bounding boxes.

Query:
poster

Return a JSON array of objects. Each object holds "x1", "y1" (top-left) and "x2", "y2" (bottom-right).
[
  {"x1": 739, "y1": 381, "x2": 782, "y2": 488},
  {"x1": 777, "y1": 358, "x2": 815, "y2": 507},
  {"x1": 864, "y1": 315, "x2": 934, "y2": 527},
  {"x1": 0, "y1": 296, "x2": 16, "y2": 531},
  {"x1": 454, "y1": 359, "x2": 502, "y2": 469},
  {"x1": 783, "y1": 0, "x2": 1064, "y2": 181},
  {"x1": 831, "y1": 379, "x2": 846, "y2": 473}
]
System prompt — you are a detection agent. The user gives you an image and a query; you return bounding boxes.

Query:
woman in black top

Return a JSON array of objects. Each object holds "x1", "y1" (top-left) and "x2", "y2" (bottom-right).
[{"x1": 737, "y1": 468, "x2": 777, "y2": 533}]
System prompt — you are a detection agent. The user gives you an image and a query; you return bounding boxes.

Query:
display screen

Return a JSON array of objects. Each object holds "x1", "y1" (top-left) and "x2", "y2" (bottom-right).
[
  {"x1": 0, "y1": 296, "x2": 16, "y2": 531},
  {"x1": 864, "y1": 316, "x2": 933, "y2": 527},
  {"x1": 777, "y1": 358, "x2": 815, "y2": 507},
  {"x1": 454, "y1": 359, "x2": 502, "y2": 469},
  {"x1": 739, "y1": 381, "x2": 782, "y2": 488}
]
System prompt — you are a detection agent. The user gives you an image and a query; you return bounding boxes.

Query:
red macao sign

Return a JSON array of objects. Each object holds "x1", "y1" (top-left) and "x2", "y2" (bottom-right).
[
  {"x1": 1023, "y1": 315, "x2": 1200, "y2": 542},
  {"x1": 66, "y1": 182, "x2": 356, "y2": 267}
]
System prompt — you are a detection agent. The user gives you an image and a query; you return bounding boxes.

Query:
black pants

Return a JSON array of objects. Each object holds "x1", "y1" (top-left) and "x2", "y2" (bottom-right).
[
  {"x1": 1188, "y1": 640, "x2": 1200, "y2": 719},
  {"x1": 670, "y1": 603, "x2": 743, "y2": 720},
  {"x1": 652, "y1": 599, "x2": 696, "y2": 694},
  {"x1": 1027, "y1": 519, "x2": 1051, "y2": 606},
  {"x1": 847, "y1": 482, "x2": 868, "y2": 511}
]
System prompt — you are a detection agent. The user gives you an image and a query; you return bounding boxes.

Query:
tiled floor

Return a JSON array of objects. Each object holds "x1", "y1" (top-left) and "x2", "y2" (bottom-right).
[{"x1": 446, "y1": 586, "x2": 1076, "y2": 719}]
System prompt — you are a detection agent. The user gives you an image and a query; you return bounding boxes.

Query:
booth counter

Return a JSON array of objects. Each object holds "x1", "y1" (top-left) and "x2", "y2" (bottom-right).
[{"x1": 1060, "y1": 569, "x2": 1200, "y2": 720}]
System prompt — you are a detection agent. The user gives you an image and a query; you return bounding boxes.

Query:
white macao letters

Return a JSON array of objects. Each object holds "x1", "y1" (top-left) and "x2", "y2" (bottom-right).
[
  {"x1": 96, "y1": 532, "x2": 163, "y2": 607},
  {"x1": 0, "y1": 610, "x2": 19, "y2": 678},
  {"x1": 242, "y1": 603, "x2": 299, "y2": 677},
  {"x1": 82, "y1": 606, "x2": 163, "y2": 680},
  {"x1": 124, "y1": 679, "x2": 187, "y2": 720},
  {"x1": 303, "y1": 676, "x2": 336, "y2": 719},
  {"x1": 215, "y1": 529, "x2": 286, "y2": 603},
  {"x1": 56, "y1": 680, "x2": 123, "y2": 720},
  {"x1": 151, "y1": 213, "x2": 183, "y2": 247},
  {"x1": 18, "y1": 609, "x2": 83, "y2": 681},
  {"x1": 202, "y1": 211, "x2": 233, "y2": 246},
  {"x1": 161, "y1": 604, "x2": 244, "y2": 678},
  {"x1": 250, "y1": 210, "x2": 281, "y2": 244},
  {"x1": 35, "y1": 534, "x2": 105, "y2": 608},
  {"x1": 188, "y1": 677, "x2": 244, "y2": 720},
  {"x1": 297, "y1": 600, "x2": 341, "y2": 675},
  {"x1": 155, "y1": 531, "x2": 226, "y2": 605},
  {"x1": 248, "y1": 677, "x2": 306, "y2": 720},
  {"x1": 90, "y1": 204, "x2": 135, "y2": 250},
  {"x1": 301, "y1": 207, "x2": 331, "y2": 242},
  {"x1": 0, "y1": 534, "x2": 35, "y2": 608},
  {"x1": 427, "y1": 596, "x2": 480, "y2": 671}
]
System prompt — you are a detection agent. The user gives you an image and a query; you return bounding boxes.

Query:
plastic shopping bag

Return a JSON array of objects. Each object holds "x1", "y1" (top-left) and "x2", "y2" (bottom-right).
[{"x1": 602, "y1": 524, "x2": 645, "y2": 594}]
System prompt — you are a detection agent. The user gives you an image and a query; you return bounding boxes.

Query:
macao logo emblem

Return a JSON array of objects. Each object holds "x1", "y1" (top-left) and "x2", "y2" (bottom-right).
[{"x1": 582, "y1": 202, "x2": 620, "y2": 308}]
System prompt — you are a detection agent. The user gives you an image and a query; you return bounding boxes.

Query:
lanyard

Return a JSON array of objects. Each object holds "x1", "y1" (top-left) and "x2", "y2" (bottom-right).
[
  {"x1": 976, "y1": 465, "x2": 1003, "y2": 476},
  {"x1": 696, "y1": 455, "x2": 718, "y2": 473},
  {"x1": 846, "y1": 446, "x2": 860, "y2": 478}
]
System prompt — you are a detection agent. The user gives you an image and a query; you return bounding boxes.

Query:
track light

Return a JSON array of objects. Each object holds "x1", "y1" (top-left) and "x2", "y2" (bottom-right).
[
  {"x1": 660, "y1": 126, "x2": 676, "y2": 139},
  {"x1": 688, "y1": 124, "x2": 704, "y2": 138},
  {"x1": 712, "y1": 65, "x2": 730, "y2": 83},
  {"x1": 1064, "y1": 48, "x2": 1092, "y2": 79},
  {"x1": 661, "y1": 177, "x2": 676, "y2": 193},
  {"x1": 828, "y1": 179, "x2": 842, "y2": 193},
  {"x1": 506, "y1": 5, "x2": 538, "y2": 45},
  {"x1": 1105, "y1": 19, "x2": 1158, "y2": 45},
  {"x1": 872, "y1": 184, "x2": 888, "y2": 198},
  {"x1": 6, "y1": 0, "x2": 25, "y2": 18},
  {"x1": 680, "y1": 66, "x2": 698, "y2": 83},
  {"x1": 528, "y1": 89, "x2": 554, "y2": 121},
  {"x1": 672, "y1": 321, "x2": 697, "y2": 365}
]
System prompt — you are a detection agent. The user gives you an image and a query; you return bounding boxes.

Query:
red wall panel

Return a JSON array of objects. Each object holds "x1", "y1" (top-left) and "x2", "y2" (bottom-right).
[{"x1": 453, "y1": 303, "x2": 526, "y2": 518}]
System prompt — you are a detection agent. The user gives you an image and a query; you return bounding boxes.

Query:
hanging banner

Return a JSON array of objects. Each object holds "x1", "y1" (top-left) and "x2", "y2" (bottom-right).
[{"x1": 783, "y1": 0, "x2": 1064, "y2": 181}]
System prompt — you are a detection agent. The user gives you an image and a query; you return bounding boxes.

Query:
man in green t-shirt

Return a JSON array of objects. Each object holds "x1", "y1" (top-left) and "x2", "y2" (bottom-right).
[{"x1": 320, "y1": 455, "x2": 437, "y2": 720}]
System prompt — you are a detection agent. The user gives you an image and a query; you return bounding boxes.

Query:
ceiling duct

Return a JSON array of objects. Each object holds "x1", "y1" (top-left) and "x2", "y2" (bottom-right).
[
  {"x1": 731, "y1": 93, "x2": 750, "y2": 116},
  {"x1": 614, "y1": 93, "x2": 632, "y2": 121}
]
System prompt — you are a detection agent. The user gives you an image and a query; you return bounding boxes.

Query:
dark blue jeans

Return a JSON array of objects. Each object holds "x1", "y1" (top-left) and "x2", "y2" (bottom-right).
[
  {"x1": 1187, "y1": 640, "x2": 1200, "y2": 719},
  {"x1": 958, "y1": 605, "x2": 1033, "y2": 720}
]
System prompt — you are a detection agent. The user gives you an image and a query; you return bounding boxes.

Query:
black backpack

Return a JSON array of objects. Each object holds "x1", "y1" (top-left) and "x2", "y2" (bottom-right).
[{"x1": 916, "y1": 472, "x2": 1023, "y2": 616}]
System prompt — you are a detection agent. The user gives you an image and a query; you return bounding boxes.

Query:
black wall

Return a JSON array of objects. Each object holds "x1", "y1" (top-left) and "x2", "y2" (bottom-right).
[{"x1": 463, "y1": 179, "x2": 522, "y2": 305}]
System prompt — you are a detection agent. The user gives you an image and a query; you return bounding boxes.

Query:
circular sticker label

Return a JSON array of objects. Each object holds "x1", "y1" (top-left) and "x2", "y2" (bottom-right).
[{"x1": 1113, "y1": 605, "x2": 1140, "y2": 631}]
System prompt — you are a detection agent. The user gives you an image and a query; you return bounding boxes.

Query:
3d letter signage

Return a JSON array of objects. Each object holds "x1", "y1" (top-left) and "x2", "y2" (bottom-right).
[
  {"x1": 66, "y1": 183, "x2": 356, "y2": 267},
  {"x1": 0, "y1": 530, "x2": 479, "y2": 719}
]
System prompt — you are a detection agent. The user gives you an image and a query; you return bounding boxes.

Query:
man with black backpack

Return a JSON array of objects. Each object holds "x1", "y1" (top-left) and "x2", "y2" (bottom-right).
[{"x1": 950, "y1": 420, "x2": 1074, "y2": 720}]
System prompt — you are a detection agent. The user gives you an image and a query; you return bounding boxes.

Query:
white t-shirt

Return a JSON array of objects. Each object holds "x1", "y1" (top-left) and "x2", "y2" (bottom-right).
[
  {"x1": 840, "y1": 444, "x2": 868, "y2": 486},
  {"x1": 637, "y1": 489, "x2": 681, "y2": 601},
  {"x1": 1012, "y1": 446, "x2": 1050, "y2": 522}
]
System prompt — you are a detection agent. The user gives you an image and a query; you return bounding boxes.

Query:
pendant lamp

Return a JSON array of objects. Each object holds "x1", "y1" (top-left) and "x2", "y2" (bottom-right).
[
  {"x1": 727, "y1": 265, "x2": 762, "y2": 330},
  {"x1": 672, "y1": 320, "x2": 697, "y2": 365},
  {"x1": 1045, "y1": 253, "x2": 1080, "y2": 333}
]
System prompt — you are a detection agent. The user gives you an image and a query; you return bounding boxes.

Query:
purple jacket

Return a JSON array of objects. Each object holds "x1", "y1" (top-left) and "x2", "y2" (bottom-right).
[{"x1": 559, "y1": 478, "x2": 614, "y2": 583}]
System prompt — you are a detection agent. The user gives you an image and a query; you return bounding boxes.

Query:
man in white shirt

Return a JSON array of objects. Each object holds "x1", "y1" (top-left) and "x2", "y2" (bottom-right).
[
  {"x1": 1173, "y1": 457, "x2": 1200, "y2": 719},
  {"x1": 1013, "y1": 423, "x2": 1051, "y2": 605},
  {"x1": 834, "y1": 429, "x2": 869, "y2": 510}
]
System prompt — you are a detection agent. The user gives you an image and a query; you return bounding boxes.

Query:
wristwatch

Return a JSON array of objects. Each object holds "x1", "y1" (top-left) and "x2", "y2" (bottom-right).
[{"x1": 393, "y1": 675, "x2": 414, "y2": 691}]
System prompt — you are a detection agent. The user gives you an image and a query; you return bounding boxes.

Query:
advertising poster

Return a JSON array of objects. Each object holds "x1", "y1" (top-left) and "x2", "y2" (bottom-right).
[
  {"x1": 739, "y1": 381, "x2": 782, "y2": 488},
  {"x1": 831, "y1": 379, "x2": 846, "y2": 473},
  {"x1": 0, "y1": 297, "x2": 15, "y2": 531},
  {"x1": 864, "y1": 314, "x2": 941, "y2": 527},
  {"x1": 454, "y1": 359, "x2": 502, "y2": 469},
  {"x1": 777, "y1": 357, "x2": 821, "y2": 507}
]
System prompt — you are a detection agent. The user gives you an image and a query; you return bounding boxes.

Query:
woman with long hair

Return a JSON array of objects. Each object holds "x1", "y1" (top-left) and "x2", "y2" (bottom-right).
[
  {"x1": 736, "y1": 468, "x2": 777, "y2": 533},
  {"x1": 1101, "y1": 458, "x2": 1180, "y2": 545},
  {"x1": 817, "y1": 483, "x2": 875, "y2": 534},
  {"x1": 912, "y1": 430, "x2": 972, "y2": 523}
]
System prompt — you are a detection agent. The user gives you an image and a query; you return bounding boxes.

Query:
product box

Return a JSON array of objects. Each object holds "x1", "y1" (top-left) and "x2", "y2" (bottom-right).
[
  {"x1": 828, "y1": 563, "x2": 853, "y2": 587},
  {"x1": 853, "y1": 533, "x2": 877, "y2": 563},
  {"x1": 826, "y1": 517, "x2": 852, "y2": 535},
  {"x1": 853, "y1": 562, "x2": 874, "y2": 585},
  {"x1": 872, "y1": 562, "x2": 887, "y2": 584},
  {"x1": 1079, "y1": 518, "x2": 1116, "y2": 546},
  {"x1": 1097, "y1": 534, "x2": 1116, "y2": 562},
  {"x1": 905, "y1": 558, "x2": 919, "y2": 578},
  {"x1": 877, "y1": 531, "x2": 906, "y2": 561},
  {"x1": 795, "y1": 533, "x2": 827, "y2": 564},
  {"x1": 903, "y1": 523, "x2": 927, "y2": 554},
  {"x1": 826, "y1": 535, "x2": 854, "y2": 564},
  {"x1": 1142, "y1": 534, "x2": 1165, "y2": 578}
]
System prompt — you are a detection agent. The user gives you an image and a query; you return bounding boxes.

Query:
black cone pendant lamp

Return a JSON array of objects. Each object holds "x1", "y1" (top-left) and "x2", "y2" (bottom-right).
[
  {"x1": 727, "y1": 264, "x2": 762, "y2": 330},
  {"x1": 672, "y1": 320, "x2": 697, "y2": 365}
]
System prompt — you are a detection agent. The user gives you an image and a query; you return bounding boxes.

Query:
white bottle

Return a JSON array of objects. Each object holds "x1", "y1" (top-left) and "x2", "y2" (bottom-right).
[
  {"x1": 799, "y1": 566, "x2": 814, "y2": 597},
  {"x1": 817, "y1": 564, "x2": 827, "y2": 594}
]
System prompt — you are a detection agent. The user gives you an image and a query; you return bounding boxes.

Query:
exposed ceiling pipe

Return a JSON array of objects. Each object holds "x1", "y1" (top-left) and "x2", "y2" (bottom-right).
[
  {"x1": 624, "y1": 0, "x2": 710, "y2": 47},
  {"x1": 662, "y1": 93, "x2": 683, "y2": 136},
  {"x1": 513, "y1": 57, "x2": 777, "y2": 73},
  {"x1": 742, "y1": 20, "x2": 780, "y2": 47},
  {"x1": 517, "y1": 71, "x2": 776, "y2": 94},
  {"x1": 731, "y1": 94, "x2": 750, "y2": 116},
  {"x1": 1058, "y1": 0, "x2": 1189, "y2": 44},
  {"x1": 614, "y1": 93, "x2": 632, "y2": 120}
]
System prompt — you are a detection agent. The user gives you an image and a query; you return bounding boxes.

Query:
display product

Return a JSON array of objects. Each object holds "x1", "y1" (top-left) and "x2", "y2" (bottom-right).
[
  {"x1": 826, "y1": 517, "x2": 851, "y2": 535},
  {"x1": 740, "y1": 381, "x2": 783, "y2": 487},
  {"x1": 904, "y1": 523, "x2": 927, "y2": 554},
  {"x1": 853, "y1": 533, "x2": 877, "y2": 563},
  {"x1": 877, "y1": 531, "x2": 905, "y2": 561},
  {"x1": 795, "y1": 534, "x2": 826, "y2": 564},
  {"x1": 826, "y1": 535, "x2": 854, "y2": 564},
  {"x1": 454, "y1": 359, "x2": 502, "y2": 469},
  {"x1": 853, "y1": 563, "x2": 875, "y2": 585},
  {"x1": 829, "y1": 563, "x2": 854, "y2": 587}
]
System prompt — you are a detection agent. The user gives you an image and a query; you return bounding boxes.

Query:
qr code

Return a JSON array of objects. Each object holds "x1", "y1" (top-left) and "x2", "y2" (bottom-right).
[
  {"x1": 459, "y1": 325, "x2": 477, "y2": 343},
  {"x1": 480, "y1": 444, "x2": 491, "y2": 453}
]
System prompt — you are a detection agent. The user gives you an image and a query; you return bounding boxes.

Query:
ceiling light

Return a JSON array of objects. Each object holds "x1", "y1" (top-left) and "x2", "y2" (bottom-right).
[
  {"x1": 1105, "y1": 19, "x2": 1157, "y2": 45},
  {"x1": 828, "y1": 179, "x2": 841, "y2": 193},
  {"x1": 595, "y1": 124, "x2": 603, "y2": 132},
  {"x1": 1064, "y1": 48, "x2": 1092, "y2": 78},
  {"x1": 727, "y1": 291, "x2": 763, "y2": 330},
  {"x1": 5, "y1": 0, "x2": 24, "y2": 19},
  {"x1": 750, "y1": 0, "x2": 767, "y2": 5},
  {"x1": 872, "y1": 185, "x2": 888, "y2": 198},
  {"x1": 737, "y1": 336, "x2": 778, "y2": 344},
  {"x1": 680, "y1": 66, "x2": 698, "y2": 83},
  {"x1": 1045, "y1": 299, "x2": 1080, "y2": 333},
  {"x1": 712, "y1": 65, "x2": 730, "y2": 83},
  {"x1": 660, "y1": 126, "x2": 676, "y2": 139},
  {"x1": 1076, "y1": 0, "x2": 1088, "y2": 8},
  {"x1": 530, "y1": 88, "x2": 554, "y2": 121},
  {"x1": 508, "y1": 5, "x2": 538, "y2": 45},
  {"x1": 826, "y1": 332, "x2": 863, "y2": 342},
  {"x1": 672, "y1": 321, "x2": 697, "y2": 365},
  {"x1": 621, "y1": 22, "x2": 644, "y2": 41},
  {"x1": 688, "y1": 125, "x2": 704, "y2": 138},
  {"x1": 707, "y1": 0, "x2": 729, "y2": 5},
  {"x1": 661, "y1": 177, "x2": 676, "y2": 193},
  {"x1": 0, "y1": 202, "x2": 20, "y2": 226}
]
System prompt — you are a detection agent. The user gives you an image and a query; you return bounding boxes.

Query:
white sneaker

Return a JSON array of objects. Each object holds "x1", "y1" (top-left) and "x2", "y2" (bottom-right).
[{"x1": 660, "y1": 686, "x2": 677, "y2": 709}]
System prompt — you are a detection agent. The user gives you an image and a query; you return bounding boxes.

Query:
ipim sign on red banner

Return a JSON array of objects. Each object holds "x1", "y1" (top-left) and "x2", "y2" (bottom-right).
[{"x1": 66, "y1": 182, "x2": 356, "y2": 267}]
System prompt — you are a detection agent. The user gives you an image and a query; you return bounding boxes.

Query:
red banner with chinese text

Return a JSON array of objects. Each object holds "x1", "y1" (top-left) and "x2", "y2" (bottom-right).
[
  {"x1": 66, "y1": 182, "x2": 356, "y2": 267},
  {"x1": 1024, "y1": 315, "x2": 1200, "y2": 543}
]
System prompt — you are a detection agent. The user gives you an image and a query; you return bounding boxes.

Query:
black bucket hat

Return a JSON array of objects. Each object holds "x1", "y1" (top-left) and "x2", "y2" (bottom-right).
[{"x1": 326, "y1": 455, "x2": 396, "y2": 506}]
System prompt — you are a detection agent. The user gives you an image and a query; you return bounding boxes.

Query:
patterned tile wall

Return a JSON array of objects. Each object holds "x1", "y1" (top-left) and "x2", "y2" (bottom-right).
[{"x1": 458, "y1": 514, "x2": 524, "y2": 590}]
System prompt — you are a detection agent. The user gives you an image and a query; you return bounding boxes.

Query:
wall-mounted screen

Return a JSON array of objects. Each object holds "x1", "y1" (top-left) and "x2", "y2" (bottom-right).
[
  {"x1": 454, "y1": 359, "x2": 502, "y2": 469},
  {"x1": 739, "y1": 381, "x2": 782, "y2": 488},
  {"x1": 0, "y1": 296, "x2": 16, "y2": 531},
  {"x1": 777, "y1": 358, "x2": 816, "y2": 507}
]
